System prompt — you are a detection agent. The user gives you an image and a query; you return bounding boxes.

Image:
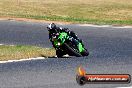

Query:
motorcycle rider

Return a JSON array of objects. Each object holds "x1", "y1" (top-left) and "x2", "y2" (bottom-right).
[{"x1": 47, "y1": 23, "x2": 83, "y2": 48}]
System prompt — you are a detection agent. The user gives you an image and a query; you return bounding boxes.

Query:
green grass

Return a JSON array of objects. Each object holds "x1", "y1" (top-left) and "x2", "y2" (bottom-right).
[
  {"x1": 0, "y1": 45, "x2": 55, "y2": 61},
  {"x1": 0, "y1": 0, "x2": 132, "y2": 25}
]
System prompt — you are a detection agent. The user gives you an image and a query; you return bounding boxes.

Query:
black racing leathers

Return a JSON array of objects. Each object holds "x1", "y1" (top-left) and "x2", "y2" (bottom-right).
[{"x1": 48, "y1": 27, "x2": 81, "y2": 48}]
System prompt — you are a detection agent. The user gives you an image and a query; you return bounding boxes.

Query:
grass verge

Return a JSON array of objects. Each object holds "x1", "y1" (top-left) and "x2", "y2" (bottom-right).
[
  {"x1": 0, "y1": 45, "x2": 55, "y2": 61},
  {"x1": 0, "y1": 0, "x2": 132, "y2": 25}
]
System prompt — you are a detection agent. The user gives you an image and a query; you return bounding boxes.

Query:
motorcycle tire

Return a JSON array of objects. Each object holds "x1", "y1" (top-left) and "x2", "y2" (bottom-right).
[
  {"x1": 81, "y1": 49, "x2": 89, "y2": 56},
  {"x1": 64, "y1": 43, "x2": 82, "y2": 57},
  {"x1": 56, "y1": 49, "x2": 64, "y2": 58}
]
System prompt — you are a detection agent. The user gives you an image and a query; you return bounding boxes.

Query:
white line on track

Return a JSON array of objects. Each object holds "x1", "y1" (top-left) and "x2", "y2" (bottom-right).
[
  {"x1": 0, "y1": 57, "x2": 45, "y2": 64},
  {"x1": 78, "y1": 24, "x2": 132, "y2": 29},
  {"x1": 116, "y1": 86, "x2": 132, "y2": 88},
  {"x1": 0, "y1": 44, "x2": 4, "y2": 45},
  {"x1": 0, "y1": 55, "x2": 71, "y2": 64},
  {"x1": 0, "y1": 44, "x2": 15, "y2": 46}
]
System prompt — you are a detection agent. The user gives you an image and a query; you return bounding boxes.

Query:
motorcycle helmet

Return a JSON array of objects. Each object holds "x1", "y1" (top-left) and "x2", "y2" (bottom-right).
[
  {"x1": 47, "y1": 23, "x2": 56, "y2": 30},
  {"x1": 47, "y1": 23, "x2": 58, "y2": 33}
]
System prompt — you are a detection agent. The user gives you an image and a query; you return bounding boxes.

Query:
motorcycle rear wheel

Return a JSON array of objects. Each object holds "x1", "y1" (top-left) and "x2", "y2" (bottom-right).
[{"x1": 81, "y1": 49, "x2": 89, "y2": 56}]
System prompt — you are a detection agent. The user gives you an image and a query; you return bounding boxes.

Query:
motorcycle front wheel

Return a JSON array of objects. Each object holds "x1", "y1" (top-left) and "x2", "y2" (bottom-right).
[
  {"x1": 56, "y1": 49, "x2": 65, "y2": 58},
  {"x1": 64, "y1": 43, "x2": 82, "y2": 57}
]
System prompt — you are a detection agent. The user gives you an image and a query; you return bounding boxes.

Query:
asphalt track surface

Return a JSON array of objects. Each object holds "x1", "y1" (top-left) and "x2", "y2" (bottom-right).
[{"x1": 0, "y1": 20, "x2": 132, "y2": 88}]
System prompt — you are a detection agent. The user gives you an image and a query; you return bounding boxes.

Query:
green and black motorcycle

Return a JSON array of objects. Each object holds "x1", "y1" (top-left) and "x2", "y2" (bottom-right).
[{"x1": 50, "y1": 32, "x2": 89, "y2": 57}]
